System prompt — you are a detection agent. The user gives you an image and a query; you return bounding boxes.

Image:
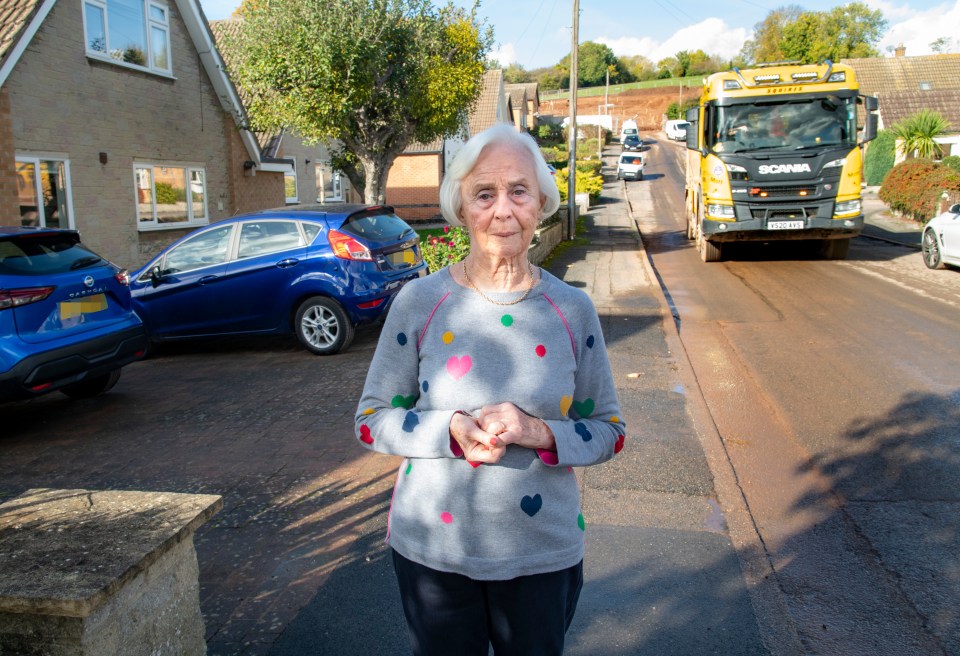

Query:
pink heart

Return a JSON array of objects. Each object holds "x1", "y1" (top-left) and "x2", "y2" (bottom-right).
[{"x1": 446, "y1": 355, "x2": 472, "y2": 380}]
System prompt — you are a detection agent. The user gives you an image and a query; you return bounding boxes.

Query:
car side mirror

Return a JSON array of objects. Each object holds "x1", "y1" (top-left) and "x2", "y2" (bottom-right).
[
  {"x1": 951, "y1": 203, "x2": 960, "y2": 214},
  {"x1": 149, "y1": 265, "x2": 163, "y2": 288}
]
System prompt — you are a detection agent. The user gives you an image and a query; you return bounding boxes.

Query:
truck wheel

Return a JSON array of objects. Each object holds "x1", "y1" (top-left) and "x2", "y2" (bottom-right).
[
  {"x1": 698, "y1": 236, "x2": 722, "y2": 262},
  {"x1": 820, "y1": 238, "x2": 850, "y2": 260}
]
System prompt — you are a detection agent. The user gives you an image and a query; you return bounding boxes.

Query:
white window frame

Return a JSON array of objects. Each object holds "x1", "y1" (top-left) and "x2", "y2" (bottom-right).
[
  {"x1": 316, "y1": 168, "x2": 344, "y2": 203},
  {"x1": 82, "y1": 0, "x2": 173, "y2": 77},
  {"x1": 15, "y1": 155, "x2": 75, "y2": 229},
  {"x1": 134, "y1": 163, "x2": 209, "y2": 231},
  {"x1": 284, "y1": 162, "x2": 299, "y2": 204}
]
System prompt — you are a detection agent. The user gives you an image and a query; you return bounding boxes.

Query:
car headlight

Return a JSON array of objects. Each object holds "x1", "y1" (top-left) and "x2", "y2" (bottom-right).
[
  {"x1": 707, "y1": 204, "x2": 735, "y2": 219},
  {"x1": 834, "y1": 199, "x2": 861, "y2": 216}
]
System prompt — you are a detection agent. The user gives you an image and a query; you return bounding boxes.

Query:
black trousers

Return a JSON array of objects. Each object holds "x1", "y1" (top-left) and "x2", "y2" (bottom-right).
[{"x1": 391, "y1": 549, "x2": 583, "y2": 656}]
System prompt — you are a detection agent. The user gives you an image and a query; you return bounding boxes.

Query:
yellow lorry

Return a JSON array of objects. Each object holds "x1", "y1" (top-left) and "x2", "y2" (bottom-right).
[{"x1": 683, "y1": 61, "x2": 878, "y2": 261}]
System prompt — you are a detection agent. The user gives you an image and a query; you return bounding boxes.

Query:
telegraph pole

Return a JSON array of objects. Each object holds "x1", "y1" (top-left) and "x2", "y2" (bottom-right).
[{"x1": 566, "y1": 0, "x2": 579, "y2": 239}]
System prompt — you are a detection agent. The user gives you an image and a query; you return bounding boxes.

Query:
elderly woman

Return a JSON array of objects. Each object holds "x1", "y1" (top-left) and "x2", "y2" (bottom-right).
[{"x1": 355, "y1": 123, "x2": 625, "y2": 656}]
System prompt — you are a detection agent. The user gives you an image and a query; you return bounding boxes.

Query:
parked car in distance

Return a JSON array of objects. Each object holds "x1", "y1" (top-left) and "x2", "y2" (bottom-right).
[
  {"x1": 130, "y1": 205, "x2": 428, "y2": 355},
  {"x1": 617, "y1": 153, "x2": 645, "y2": 181},
  {"x1": 665, "y1": 119, "x2": 690, "y2": 141},
  {"x1": 1, "y1": 227, "x2": 146, "y2": 403},
  {"x1": 622, "y1": 134, "x2": 642, "y2": 151},
  {"x1": 922, "y1": 203, "x2": 960, "y2": 269}
]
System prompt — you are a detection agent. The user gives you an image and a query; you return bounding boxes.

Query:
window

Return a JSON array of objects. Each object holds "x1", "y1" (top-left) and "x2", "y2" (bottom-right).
[
  {"x1": 160, "y1": 224, "x2": 232, "y2": 274},
  {"x1": 316, "y1": 168, "x2": 344, "y2": 202},
  {"x1": 16, "y1": 156, "x2": 73, "y2": 229},
  {"x1": 83, "y1": 0, "x2": 171, "y2": 75},
  {"x1": 284, "y1": 163, "x2": 298, "y2": 204},
  {"x1": 135, "y1": 164, "x2": 208, "y2": 230},
  {"x1": 237, "y1": 221, "x2": 304, "y2": 258}
]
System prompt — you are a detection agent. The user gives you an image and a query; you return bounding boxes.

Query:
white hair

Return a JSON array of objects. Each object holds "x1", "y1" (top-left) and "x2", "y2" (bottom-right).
[{"x1": 439, "y1": 123, "x2": 561, "y2": 227}]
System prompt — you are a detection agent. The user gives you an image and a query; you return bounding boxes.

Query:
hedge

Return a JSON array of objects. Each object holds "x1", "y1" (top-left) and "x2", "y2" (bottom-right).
[
  {"x1": 878, "y1": 159, "x2": 960, "y2": 222},
  {"x1": 864, "y1": 130, "x2": 896, "y2": 186}
]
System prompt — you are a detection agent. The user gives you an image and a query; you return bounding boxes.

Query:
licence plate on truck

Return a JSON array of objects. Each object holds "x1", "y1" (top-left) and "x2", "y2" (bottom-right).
[{"x1": 767, "y1": 220, "x2": 804, "y2": 230}]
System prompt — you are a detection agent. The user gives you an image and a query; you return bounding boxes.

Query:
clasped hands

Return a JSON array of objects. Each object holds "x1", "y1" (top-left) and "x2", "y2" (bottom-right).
[{"x1": 450, "y1": 402, "x2": 556, "y2": 464}]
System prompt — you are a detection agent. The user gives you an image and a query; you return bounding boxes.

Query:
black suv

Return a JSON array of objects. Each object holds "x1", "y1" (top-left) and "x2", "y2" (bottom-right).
[{"x1": 1, "y1": 227, "x2": 147, "y2": 402}]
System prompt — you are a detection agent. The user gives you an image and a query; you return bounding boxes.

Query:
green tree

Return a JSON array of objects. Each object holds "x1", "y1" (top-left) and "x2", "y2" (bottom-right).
[
  {"x1": 559, "y1": 42, "x2": 625, "y2": 87},
  {"x1": 780, "y1": 2, "x2": 886, "y2": 63},
  {"x1": 618, "y1": 55, "x2": 656, "y2": 81},
  {"x1": 739, "y1": 5, "x2": 804, "y2": 63},
  {"x1": 891, "y1": 109, "x2": 951, "y2": 160},
  {"x1": 930, "y1": 36, "x2": 956, "y2": 54},
  {"x1": 226, "y1": 0, "x2": 491, "y2": 203},
  {"x1": 502, "y1": 62, "x2": 531, "y2": 83}
]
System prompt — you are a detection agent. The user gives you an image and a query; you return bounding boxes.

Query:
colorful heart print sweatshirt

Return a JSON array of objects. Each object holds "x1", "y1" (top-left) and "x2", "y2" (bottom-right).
[{"x1": 355, "y1": 267, "x2": 626, "y2": 581}]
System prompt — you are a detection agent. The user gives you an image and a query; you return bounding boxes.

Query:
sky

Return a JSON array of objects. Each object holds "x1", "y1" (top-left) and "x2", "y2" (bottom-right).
[{"x1": 198, "y1": 0, "x2": 960, "y2": 71}]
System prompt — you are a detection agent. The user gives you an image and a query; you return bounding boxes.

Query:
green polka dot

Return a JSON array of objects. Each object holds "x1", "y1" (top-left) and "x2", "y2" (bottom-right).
[
  {"x1": 501, "y1": 314, "x2": 513, "y2": 327},
  {"x1": 577, "y1": 513, "x2": 585, "y2": 531},
  {"x1": 405, "y1": 462, "x2": 412, "y2": 475}
]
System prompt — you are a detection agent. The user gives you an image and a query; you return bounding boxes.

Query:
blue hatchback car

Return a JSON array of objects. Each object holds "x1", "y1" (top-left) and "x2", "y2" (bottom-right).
[
  {"x1": 130, "y1": 204, "x2": 428, "y2": 355},
  {"x1": 0, "y1": 227, "x2": 147, "y2": 402}
]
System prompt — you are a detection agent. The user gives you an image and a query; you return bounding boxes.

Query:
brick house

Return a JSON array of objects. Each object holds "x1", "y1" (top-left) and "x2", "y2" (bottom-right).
[
  {"x1": 209, "y1": 19, "x2": 356, "y2": 212},
  {"x1": 842, "y1": 50, "x2": 960, "y2": 163},
  {"x1": 505, "y1": 82, "x2": 539, "y2": 131},
  {"x1": 385, "y1": 68, "x2": 511, "y2": 223},
  {"x1": 0, "y1": 0, "x2": 293, "y2": 269}
]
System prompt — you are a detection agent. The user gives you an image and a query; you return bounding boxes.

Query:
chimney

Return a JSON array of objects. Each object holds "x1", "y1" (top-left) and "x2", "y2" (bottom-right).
[{"x1": 895, "y1": 43, "x2": 906, "y2": 57}]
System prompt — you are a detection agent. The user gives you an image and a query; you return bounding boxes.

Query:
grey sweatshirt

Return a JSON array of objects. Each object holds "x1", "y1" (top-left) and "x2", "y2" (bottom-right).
[{"x1": 355, "y1": 267, "x2": 626, "y2": 580}]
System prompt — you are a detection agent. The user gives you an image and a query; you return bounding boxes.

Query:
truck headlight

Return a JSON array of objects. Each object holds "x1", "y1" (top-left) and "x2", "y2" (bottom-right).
[
  {"x1": 834, "y1": 199, "x2": 861, "y2": 216},
  {"x1": 726, "y1": 163, "x2": 748, "y2": 181},
  {"x1": 707, "y1": 204, "x2": 735, "y2": 219},
  {"x1": 824, "y1": 158, "x2": 846, "y2": 169}
]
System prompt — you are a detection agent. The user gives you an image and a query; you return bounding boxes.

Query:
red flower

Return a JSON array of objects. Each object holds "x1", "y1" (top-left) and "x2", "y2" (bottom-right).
[{"x1": 443, "y1": 226, "x2": 450, "y2": 233}]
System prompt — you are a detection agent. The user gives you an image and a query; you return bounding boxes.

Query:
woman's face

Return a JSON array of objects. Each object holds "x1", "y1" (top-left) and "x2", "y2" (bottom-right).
[{"x1": 459, "y1": 141, "x2": 545, "y2": 261}]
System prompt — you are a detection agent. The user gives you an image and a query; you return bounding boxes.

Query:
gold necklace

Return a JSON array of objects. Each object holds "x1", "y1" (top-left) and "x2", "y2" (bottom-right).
[{"x1": 462, "y1": 260, "x2": 538, "y2": 306}]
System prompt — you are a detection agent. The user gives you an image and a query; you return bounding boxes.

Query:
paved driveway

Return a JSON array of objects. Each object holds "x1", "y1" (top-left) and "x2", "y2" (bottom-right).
[{"x1": 1, "y1": 329, "x2": 401, "y2": 655}]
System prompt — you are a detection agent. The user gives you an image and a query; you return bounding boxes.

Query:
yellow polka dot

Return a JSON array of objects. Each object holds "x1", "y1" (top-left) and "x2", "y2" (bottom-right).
[
  {"x1": 560, "y1": 395, "x2": 573, "y2": 417},
  {"x1": 442, "y1": 331, "x2": 454, "y2": 345},
  {"x1": 362, "y1": 408, "x2": 375, "y2": 415},
  {"x1": 610, "y1": 416, "x2": 620, "y2": 423}
]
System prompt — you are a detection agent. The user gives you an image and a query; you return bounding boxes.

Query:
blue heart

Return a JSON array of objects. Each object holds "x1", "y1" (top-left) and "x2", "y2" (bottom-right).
[
  {"x1": 397, "y1": 332, "x2": 407, "y2": 346},
  {"x1": 402, "y1": 411, "x2": 419, "y2": 433},
  {"x1": 520, "y1": 494, "x2": 542, "y2": 517},
  {"x1": 586, "y1": 335, "x2": 595, "y2": 348},
  {"x1": 575, "y1": 422, "x2": 592, "y2": 441}
]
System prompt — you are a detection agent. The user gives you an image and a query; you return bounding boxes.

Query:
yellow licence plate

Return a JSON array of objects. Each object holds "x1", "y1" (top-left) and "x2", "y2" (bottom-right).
[
  {"x1": 387, "y1": 248, "x2": 418, "y2": 266},
  {"x1": 60, "y1": 294, "x2": 108, "y2": 319}
]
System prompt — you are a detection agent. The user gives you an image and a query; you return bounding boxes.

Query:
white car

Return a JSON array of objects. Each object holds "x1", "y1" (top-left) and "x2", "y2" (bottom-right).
[
  {"x1": 922, "y1": 203, "x2": 960, "y2": 269},
  {"x1": 665, "y1": 119, "x2": 690, "y2": 141},
  {"x1": 616, "y1": 152, "x2": 644, "y2": 181}
]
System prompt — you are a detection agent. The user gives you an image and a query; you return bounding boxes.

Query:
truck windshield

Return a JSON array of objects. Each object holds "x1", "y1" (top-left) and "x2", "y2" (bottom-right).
[{"x1": 706, "y1": 95, "x2": 857, "y2": 154}]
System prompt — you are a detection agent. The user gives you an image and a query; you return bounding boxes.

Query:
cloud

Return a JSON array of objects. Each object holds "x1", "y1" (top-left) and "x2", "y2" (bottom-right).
[
  {"x1": 598, "y1": 18, "x2": 749, "y2": 63},
  {"x1": 879, "y1": 0, "x2": 960, "y2": 55},
  {"x1": 490, "y1": 43, "x2": 517, "y2": 65}
]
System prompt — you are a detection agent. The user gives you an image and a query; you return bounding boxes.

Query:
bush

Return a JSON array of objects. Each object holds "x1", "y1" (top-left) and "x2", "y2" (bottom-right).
[
  {"x1": 878, "y1": 159, "x2": 960, "y2": 222},
  {"x1": 864, "y1": 130, "x2": 896, "y2": 186},
  {"x1": 420, "y1": 225, "x2": 470, "y2": 271},
  {"x1": 155, "y1": 182, "x2": 185, "y2": 205},
  {"x1": 541, "y1": 146, "x2": 568, "y2": 166},
  {"x1": 942, "y1": 155, "x2": 960, "y2": 172},
  {"x1": 555, "y1": 166, "x2": 603, "y2": 201},
  {"x1": 537, "y1": 124, "x2": 563, "y2": 144}
]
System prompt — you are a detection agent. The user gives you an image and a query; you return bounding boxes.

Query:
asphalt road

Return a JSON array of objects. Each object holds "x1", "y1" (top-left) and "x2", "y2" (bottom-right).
[{"x1": 635, "y1": 133, "x2": 960, "y2": 654}]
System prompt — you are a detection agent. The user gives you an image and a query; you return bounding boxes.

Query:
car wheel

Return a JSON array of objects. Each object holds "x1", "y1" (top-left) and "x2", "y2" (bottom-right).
[
  {"x1": 820, "y1": 238, "x2": 851, "y2": 260},
  {"x1": 61, "y1": 369, "x2": 122, "y2": 399},
  {"x1": 922, "y1": 229, "x2": 943, "y2": 269},
  {"x1": 638, "y1": 172, "x2": 644, "y2": 181},
  {"x1": 295, "y1": 296, "x2": 355, "y2": 355}
]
